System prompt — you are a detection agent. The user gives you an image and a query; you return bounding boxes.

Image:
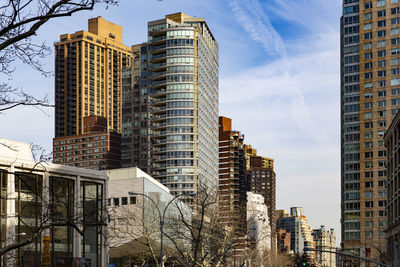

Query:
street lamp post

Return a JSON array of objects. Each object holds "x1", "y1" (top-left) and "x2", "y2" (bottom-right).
[{"x1": 128, "y1": 191, "x2": 191, "y2": 267}]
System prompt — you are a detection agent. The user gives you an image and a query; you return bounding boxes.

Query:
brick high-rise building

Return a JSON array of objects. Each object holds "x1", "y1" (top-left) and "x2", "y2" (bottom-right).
[
  {"x1": 53, "y1": 17, "x2": 131, "y2": 170},
  {"x1": 54, "y1": 17, "x2": 132, "y2": 137},
  {"x1": 247, "y1": 152, "x2": 276, "y2": 250},
  {"x1": 340, "y1": 0, "x2": 397, "y2": 260},
  {"x1": 218, "y1": 116, "x2": 247, "y2": 256}
]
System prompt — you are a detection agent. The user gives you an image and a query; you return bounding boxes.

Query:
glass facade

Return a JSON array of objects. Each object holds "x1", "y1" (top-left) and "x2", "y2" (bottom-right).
[
  {"x1": 15, "y1": 172, "x2": 43, "y2": 266},
  {"x1": 122, "y1": 13, "x2": 219, "y2": 198},
  {"x1": 0, "y1": 167, "x2": 105, "y2": 267},
  {"x1": 341, "y1": 0, "x2": 361, "y2": 246},
  {"x1": 49, "y1": 177, "x2": 75, "y2": 265},
  {"x1": 147, "y1": 13, "x2": 219, "y2": 198},
  {"x1": 81, "y1": 181, "x2": 104, "y2": 266}
]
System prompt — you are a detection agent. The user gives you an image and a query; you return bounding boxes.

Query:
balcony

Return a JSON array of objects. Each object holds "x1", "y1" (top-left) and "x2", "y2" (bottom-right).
[
  {"x1": 152, "y1": 62, "x2": 167, "y2": 71},
  {"x1": 151, "y1": 36, "x2": 167, "y2": 45},
  {"x1": 152, "y1": 88, "x2": 167, "y2": 98},
  {"x1": 152, "y1": 44, "x2": 167, "y2": 54},
  {"x1": 152, "y1": 53, "x2": 167, "y2": 63},
  {"x1": 151, "y1": 98, "x2": 167, "y2": 106},
  {"x1": 152, "y1": 71, "x2": 167, "y2": 80},
  {"x1": 151, "y1": 122, "x2": 167, "y2": 130},
  {"x1": 151, "y1": 80, "x2": 167, "y2": 89},
  {"x1": 152, "y1": 106, "x2": 167, "y2": 114},
  {"x1": 151, "y1": 114, "x2": 167, "y2": 123}
]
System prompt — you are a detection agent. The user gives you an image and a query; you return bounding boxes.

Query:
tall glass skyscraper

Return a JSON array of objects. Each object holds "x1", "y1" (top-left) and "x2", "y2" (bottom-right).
[
  {"x1": 341, "y1": 0, "x2": 399, "y2": 262},
  {"x1": 122, "y1": 13, "x2": 219, "y2": 197}
]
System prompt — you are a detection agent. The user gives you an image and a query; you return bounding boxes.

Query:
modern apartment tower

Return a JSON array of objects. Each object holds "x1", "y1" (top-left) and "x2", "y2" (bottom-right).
[
  {"x1": 122, "y1": 13, "x2": 219, "y2": 196},
  {"x1": 341, "y1": 0, "x2": 398, "y2": 261},
  {"x1": 53, "y1": 17, "x2": 132, "y2": 169}
]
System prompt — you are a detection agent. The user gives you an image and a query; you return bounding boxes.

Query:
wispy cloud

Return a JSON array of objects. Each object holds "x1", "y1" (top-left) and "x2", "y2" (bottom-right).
[
  {"x1": 220, "y1": 23, "x2": 340, "y2": 232},
  {"x1": 228, "y1": 0, "x2": 286, "y2": 58}
]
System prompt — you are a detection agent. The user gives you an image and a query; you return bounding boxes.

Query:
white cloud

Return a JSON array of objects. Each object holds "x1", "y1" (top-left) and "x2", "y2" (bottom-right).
[
  {"x1": 228, "y1": 0, "x2": 286, "y2": 57},
  {"x1": 220, "y1": 28, "x2": 341, "y2": 236}
]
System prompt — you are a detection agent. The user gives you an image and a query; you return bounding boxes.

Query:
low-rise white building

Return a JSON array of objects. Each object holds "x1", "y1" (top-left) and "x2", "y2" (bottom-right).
[
  {"x1": 107, "y1": 167, "x2": 191, "y2": 266},
  {"x1": 0, "y1": 138, "x2": 108, "y2": 266}
]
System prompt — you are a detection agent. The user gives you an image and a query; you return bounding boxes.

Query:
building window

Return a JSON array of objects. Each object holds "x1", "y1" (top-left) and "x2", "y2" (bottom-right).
[
  {"x1": 364, "y1": 191, "x2": 373, "y2": 198},
  {"x1": 365, "y1": 201, "x2": 373, "y2": 208},
  {"x1": 130, "y1": 196, "x2": 136, "y2": 204},
  {"x1": 121, "y1": 197, "x2": 128, "y2": 205},
  {"x1": 365, "y1": 231, "x2": 373, "y2": 238}
]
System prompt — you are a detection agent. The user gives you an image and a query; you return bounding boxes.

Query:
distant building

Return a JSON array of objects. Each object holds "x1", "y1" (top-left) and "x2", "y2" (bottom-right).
[
  {"x1": 218, "y1": 116, "x2": 247, "y2": 257},
  {"x1": 312, "y1": 225, "x2": 336, "y2": 267},
  {"x1": 247, "y1": 192, "x2": 271, "y2": 254},
  {"x1": 276, "y1": 229, "x2": 291, "y2": 253},
  {"x1": 247, "y1": 154, "x2": 276, "y2": 250},
  {"x1": 385, "y1": 110, "x2": 400, "y2": 267},
  {"x1": 0, "y1": 138, "x2": 108, "y2": 266},
  {"x1": 277, "y1": 207, "x2": 315, "y2": 260}
]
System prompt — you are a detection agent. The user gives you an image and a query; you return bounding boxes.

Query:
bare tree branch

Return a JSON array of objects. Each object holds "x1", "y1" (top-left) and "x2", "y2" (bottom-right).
[{"x1": 0, "y1": 0, "x2": 118, "y2": 112}]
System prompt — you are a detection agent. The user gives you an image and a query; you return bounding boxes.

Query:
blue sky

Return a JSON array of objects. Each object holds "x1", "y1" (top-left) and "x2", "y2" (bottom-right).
[{"x1": 1, "y1": 0, "x2": 343, "y2": 240}]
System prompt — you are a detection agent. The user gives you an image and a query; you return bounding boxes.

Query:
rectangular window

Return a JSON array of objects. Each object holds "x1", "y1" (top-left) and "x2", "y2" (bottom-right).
[
  {"x1": 365, "y1": 43, "x2": 373, "y2": 51},
  {"x1": 377, "y1": 0, "x2": 386, "y2": 7},
  {"x1": 365, "y1": 231, "x2": 373, "y2": 238},
  {"x1": 365, "y1": 191, "x2": 373, "y2": 198},
  {"x1": 364, "y1": 102, "x2": 373, "y2": 108},
  {"x1": 121, "y1": 197, "x2": 128, "y2": 205},
  {"x1": 365, "y1": 221, "x2": 373, "y2": 227},
  {"x1": 364, "y1": 52, "x2": 373, "y2": 59},
  {"x1": 378, "y1": 100, "x2": 387, "y2": 106},
  {"x1": 365, "y1": 12, "x2": 373, "y2": 20},
  {"x1": 365, "y1": 201, "x2": 374, "y2": 208},
  {"x1": 391, "y1": 78, "x2": 400, "y2": 85},
  {"x1": 130, "y1": 196, "x2": 136, "y2": 204},
  {"x1": 365, "y1": 141, "x2": 373, "y2": 148},
  {"x1": 377, "y1": 30, "x2": 386, "y2": 37},
  {"x1": 377, "y1": 50, "x2": 386, "y2": 57},
  {"x1": 377, "y1": 40, "x2": 386, "y2": 47},
  {"x1": 364, "y1": 32, "x2": 373, "y2": 40},
  {"x1": 378, "y1": 20, "x2": 387, "y2": 27},
  {"x1": 377, "y1": 10, "x2": 386, "y2": 17}
]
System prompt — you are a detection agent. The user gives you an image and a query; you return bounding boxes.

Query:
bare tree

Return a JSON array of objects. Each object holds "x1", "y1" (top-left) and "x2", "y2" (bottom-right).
[
  {"x1": 108, "y1": 183, "x2": 236, "y2": 267},
  {"x1": 0, "y1": 0, "x2": 117, "y2": 112},
  {"x1": 162, "y1": 184, "x2": 236, "y2": 267},
  {"x1": 107, "y1": 194, "x2": 177, "y2": 267},
  {"x1": 0, "y1": 142, "x2": 108, "y2": 266}
]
